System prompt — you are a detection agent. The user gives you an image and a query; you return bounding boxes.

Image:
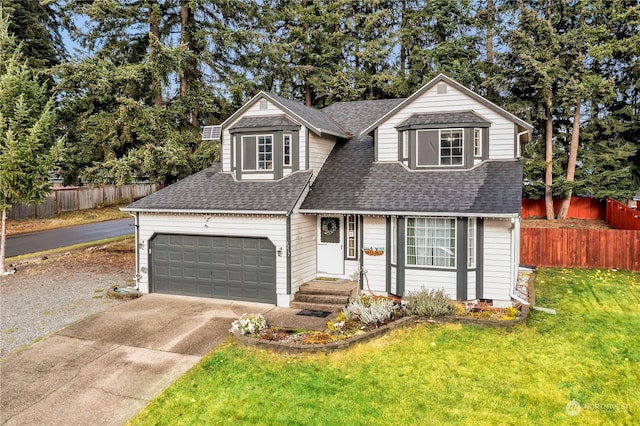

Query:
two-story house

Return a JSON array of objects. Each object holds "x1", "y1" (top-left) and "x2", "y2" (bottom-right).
[{"x1": 124, "y1": 74, "x2": 532, "y2": 308}]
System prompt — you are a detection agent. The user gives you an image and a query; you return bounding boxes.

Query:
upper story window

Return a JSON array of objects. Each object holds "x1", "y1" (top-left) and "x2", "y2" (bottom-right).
[
  {"x1": 439, "y1": 129, "x2": 463, "y2": 165},
  {"x1": 474, "y1": 129, "x2": 482, "y2": 157},
  {"x1": 283, "y1": 134, "x2": 291, "y2": 167},
  {"x1": 242, "y1": 135, "x2": 273, "y2": 171},
  {"x1": 397, "y1": 111, "x2": 490, "y2": 170}
]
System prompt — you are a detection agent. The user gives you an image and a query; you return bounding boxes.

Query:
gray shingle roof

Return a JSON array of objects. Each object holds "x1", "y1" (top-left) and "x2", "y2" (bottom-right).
[
  {"x1": 300, "y1": 135, "x2": 523, "y2": 215},
  {"x1": 266, "y1": 94, "x2": 349, "y2": 138},
  {"x1": 322, "y1": 98, "x2": 406, "y2": 135},
  {"x1": 229, "y1": 115, "x2": 298, "y2": 130},
  {"x1": 396, "y1": 111, "x2": 489, "y2": 128},
  {"x1": 125, "y1": 164, "x2": 312, "y2": 214}
]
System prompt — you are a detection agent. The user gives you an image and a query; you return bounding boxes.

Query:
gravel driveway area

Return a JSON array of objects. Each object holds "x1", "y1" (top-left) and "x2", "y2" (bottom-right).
[{"x1": 1, "y1": 240, "x2": 135, "y2": 359}]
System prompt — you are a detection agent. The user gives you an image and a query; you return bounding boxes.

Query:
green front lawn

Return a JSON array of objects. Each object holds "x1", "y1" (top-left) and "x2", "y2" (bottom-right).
[{"x1": 130, "y1": 268, "x2": 640, "y2": 425}]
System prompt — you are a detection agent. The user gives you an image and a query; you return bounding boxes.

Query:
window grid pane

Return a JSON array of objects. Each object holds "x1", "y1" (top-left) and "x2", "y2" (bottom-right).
[
  {"x1": 283, "y1": 134, "x2": 291, "y2": 166},
  {"x1": 347, "y1": 215, "x2": 356, "y2": 258},
  {"x1": 258, "y1": 136, "x2": 273, "y2": 170},
  {"x1": 474, "y1": 129, "x2": 482, "y2": 157},
  {"x1": 440, "y1": 130, "x2": 463, "y2": 165},
  {"x1": 407, "y1": 217, "x2": 456, "y2": 268},
  {"x1": 468, "y1": 219, "x2": 476, "y2": 268}
]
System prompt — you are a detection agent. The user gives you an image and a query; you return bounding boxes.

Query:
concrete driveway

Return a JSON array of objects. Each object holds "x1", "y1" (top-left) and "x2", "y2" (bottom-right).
[{"x1": 0, "y1": 294, "x2": 281, "y2": 426}]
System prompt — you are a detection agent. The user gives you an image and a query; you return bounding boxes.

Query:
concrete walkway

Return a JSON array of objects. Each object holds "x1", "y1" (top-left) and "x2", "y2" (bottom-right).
[{"x1": 0, "y1": 294, "x2": 330, "y2": 426}]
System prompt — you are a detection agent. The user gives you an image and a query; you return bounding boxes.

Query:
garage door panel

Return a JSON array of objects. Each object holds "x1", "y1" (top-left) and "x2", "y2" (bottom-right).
[
  {"x1": 227, "y1": 254, "x2": 242, "y2": 266},
  {"x1": 151, "y1": 235, "x2": 276, "y2": 304}
]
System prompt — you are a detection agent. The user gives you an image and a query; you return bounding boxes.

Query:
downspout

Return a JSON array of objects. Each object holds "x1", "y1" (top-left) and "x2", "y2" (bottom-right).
[
  {"x1": 509, "y1": 217, "x2": 529, "y2": 305},
  {"x1": 128, "y1": 211, "x2": 140, "y2": 290},
  {"x1": 516, "y1": 130, "x2": 528, "y2": 158}
]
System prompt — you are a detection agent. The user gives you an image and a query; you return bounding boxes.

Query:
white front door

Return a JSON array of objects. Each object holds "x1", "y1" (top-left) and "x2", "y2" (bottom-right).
[{"x1": 317, "y1": 215, "x2": 344, "y2": 275}]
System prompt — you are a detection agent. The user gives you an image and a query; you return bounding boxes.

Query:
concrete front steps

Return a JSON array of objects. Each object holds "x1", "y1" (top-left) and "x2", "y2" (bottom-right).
[{"x1": 291, "y1": 279, "x2": 359, "y2": 312}]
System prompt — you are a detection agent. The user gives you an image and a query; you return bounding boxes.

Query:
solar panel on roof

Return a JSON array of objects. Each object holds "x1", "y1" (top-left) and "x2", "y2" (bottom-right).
[{"x1": 202, "y1": 125, "x2": 222, "y2": 140}]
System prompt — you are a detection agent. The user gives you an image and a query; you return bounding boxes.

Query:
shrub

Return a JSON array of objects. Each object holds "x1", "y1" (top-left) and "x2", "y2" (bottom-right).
[
  {"x1": 230, "y1": 313, "x2": 267, "y2": 335},
  {"x1": 343, "y1": 296, "x2": 398, "y2": 325},
  {"x1": 403, "y1": 288, "x2": 452, "y2": 317}
]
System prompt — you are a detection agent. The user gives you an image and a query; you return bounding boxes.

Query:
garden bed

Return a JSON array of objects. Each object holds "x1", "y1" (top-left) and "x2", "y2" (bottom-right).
[
  {"x1": 232, "y1": 272, "x2": 534, "y2": 354},
  {"x1": 233, "y1": 310, "x2": 530, "y2": 353}
]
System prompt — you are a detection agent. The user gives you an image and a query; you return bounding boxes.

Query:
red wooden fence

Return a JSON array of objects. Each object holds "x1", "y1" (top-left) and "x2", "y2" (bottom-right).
[
  {"x1": 520, "y1": 228, "x2": 640, "y2": 272},
  {"x1": 606, "y1": 198, "x2": 640, "y2": 230},
  {"x1": 522, "y1": 197, "x2": 605, "y2": 220}
]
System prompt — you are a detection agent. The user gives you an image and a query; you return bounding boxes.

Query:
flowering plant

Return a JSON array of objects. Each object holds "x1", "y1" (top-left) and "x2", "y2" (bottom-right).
[{"x1": 230, "y1": 313, "x2": 267, "y2": 335}]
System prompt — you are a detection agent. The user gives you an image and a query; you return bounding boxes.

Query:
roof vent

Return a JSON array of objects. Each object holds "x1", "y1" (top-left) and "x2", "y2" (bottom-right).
[
  {"x1": 437, "y1": 83, "x2": 447, "y2": 94},
  {"x1": 202, "y1": 125, "x2": 222, "y2": 140},
  {"x1": 259, "y1": 99, "x2": 268, "y2": 110}
]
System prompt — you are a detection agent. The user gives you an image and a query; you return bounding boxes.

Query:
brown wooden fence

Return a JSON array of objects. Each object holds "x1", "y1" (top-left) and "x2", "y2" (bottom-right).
[
  {"x1": 606, "y1": 198, "x2": 640, "y2": 230},
  {"x1": 520, "y1": 228, "x2": 640, "y2": 272},
  {"x1": 522, "y1": 197, "x2": 605, "y2": 219},
  {"x1": 8, "y1": 183, "x2": 159, "y2": 220}
]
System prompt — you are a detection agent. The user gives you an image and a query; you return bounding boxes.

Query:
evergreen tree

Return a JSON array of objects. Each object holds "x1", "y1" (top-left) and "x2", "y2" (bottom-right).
[{"x1": 0, "y1": 9, "x2": 57, "y2": 273}]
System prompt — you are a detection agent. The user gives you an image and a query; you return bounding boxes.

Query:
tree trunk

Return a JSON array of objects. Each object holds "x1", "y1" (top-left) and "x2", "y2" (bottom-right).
[
  {"x1": 179, "y1": 2, "x2": 200, "y2": 128},
  {"x1": 0, "y1": 208, "x2": 6, "y2": 274},
  {"x1": 180, "y1": 2, "x2": 189, "y2": 102},
  {"x1": 486, "y1": 0, "x2": 494, "y2": 64},
  {"x1": 400, "y1": 0, "x2": 406, "y2": 76},
  {"x1": 149, "y1": 2, "x2": 163, "y2": 108},
  {"x1": 557, "y1": 97, "x2": 581, "y2": 219},
  {"x1": 544, "y1": 94, "x2": 555, "y2": 220}
]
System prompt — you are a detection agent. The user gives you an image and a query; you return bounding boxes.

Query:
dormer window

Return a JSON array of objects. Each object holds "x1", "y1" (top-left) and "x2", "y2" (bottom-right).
[
  {"x1": 242, "y1": 135, "x2": 273, "y2": 171},
  {"x1": 397, "y1": 111, "x2": 490, "y2": 170},
  {"x1": 229, "y1": 115, "x2": 300, "y2": 179}
]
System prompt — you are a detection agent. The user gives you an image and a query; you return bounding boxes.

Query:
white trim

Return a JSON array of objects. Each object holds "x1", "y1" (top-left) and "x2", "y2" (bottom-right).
[
  {"x1": 123, "y1": 208, "x2": 289, "y2": 215},
  {"x1": 438, "y1": 128, "x2": 464, "y2": 166},
  {"x1": 283, "y1": 133, "x2": 292, "y2": 167},
  {"x1": 241, "y1": 134, "x2": 273, "y2": 171},
  {"x1": 360, "y1": 74, "x2": 534, "y2": 136},
  {"x1": 299, "y1": 209, "x2": 519, "y2": 218},
  {"x1": 405, "y1": 216, "x2": 457, "y2": 269},
  {"x1": 474, "y1": 129, "x2": 482, "y2": 157}
]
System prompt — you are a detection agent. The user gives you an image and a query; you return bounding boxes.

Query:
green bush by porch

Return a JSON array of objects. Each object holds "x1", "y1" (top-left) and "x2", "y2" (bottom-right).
[{"x1": 129, "y1": 268, "x2": 639, "y2": 425}]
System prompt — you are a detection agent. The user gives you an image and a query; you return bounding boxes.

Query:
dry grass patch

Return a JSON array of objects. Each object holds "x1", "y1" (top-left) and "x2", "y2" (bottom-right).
[{"x1": 7, "y1": 205, "x2": 129, "y2": 235}]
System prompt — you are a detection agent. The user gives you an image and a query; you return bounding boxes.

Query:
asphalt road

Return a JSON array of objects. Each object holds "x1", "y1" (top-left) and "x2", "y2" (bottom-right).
[{"x1": 6, "y1": 218, "x2": 135, "y2": 258}]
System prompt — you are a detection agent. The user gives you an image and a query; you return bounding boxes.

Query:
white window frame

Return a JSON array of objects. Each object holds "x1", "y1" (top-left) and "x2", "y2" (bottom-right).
[
  {"x1": 241, "y1": 134, "x2": 273, "y2": 171},
  {"x1": 391, "y1": 216, "x2": 397, "y2": 265},
  {"x1": 283, "y1": 133, "x2": 291, "y2": 167},
  {"x1": 406, "y1": 217, "x2": 456, "y2": 268},
  {"x1": 346, "y1": 214, "x2": 357, "y2": 259},
  {"x1": 402, "y1": 131, "x2": 408, "y2": 160},
  {"x1": 439, "y1": 129, "x2": 464, "y2": 166},
  {"x1": 257, "y1": 135, "x2": 273, "y2": 170},
  {"x1": 468, "y1": 218, "x2": 476, "y2": 268},
  {"x1": 474, "y1": 129, "x2": 482, "y2": 157}
]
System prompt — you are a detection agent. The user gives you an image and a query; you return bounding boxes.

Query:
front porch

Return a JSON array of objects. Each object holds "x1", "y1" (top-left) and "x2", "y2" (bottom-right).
[{"x1": 291, "y1": 278, "x2": 359, "y2": 312}]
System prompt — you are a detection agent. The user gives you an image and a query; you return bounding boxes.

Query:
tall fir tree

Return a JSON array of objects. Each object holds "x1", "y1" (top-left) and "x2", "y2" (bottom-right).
[{"x1": 0, "y1": 9, "x2": 57, "y2": 273}]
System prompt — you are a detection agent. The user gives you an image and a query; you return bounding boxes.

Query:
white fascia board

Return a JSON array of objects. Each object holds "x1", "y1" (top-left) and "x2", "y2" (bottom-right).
[
  {"x1": 298, "y1": 209, "x2": 519, "y2": 218},
  {"x1": 360, "y1": 74, "x2": 534, "y2": 136},
  {"x1": 121, "y1": 208, "x2": 288, "y2": 216}
]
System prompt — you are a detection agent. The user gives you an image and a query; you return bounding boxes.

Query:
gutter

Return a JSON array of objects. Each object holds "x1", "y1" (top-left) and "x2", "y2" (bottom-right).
[
  {"x1": 516, "y1": 130, "x2": 529, "y2": 158},
  {"x1": 127, "y1": 211, "x2": 140, "y2": 290},
  {"x1": 122, "y1": 208, "x2": 289, "y2": 215},
  {"x1": 509, "y1": 217, "x2": 529, "y2": 306},
  {"x1": 298, "y1": 209, "x2": 520, "y2": 219}
]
